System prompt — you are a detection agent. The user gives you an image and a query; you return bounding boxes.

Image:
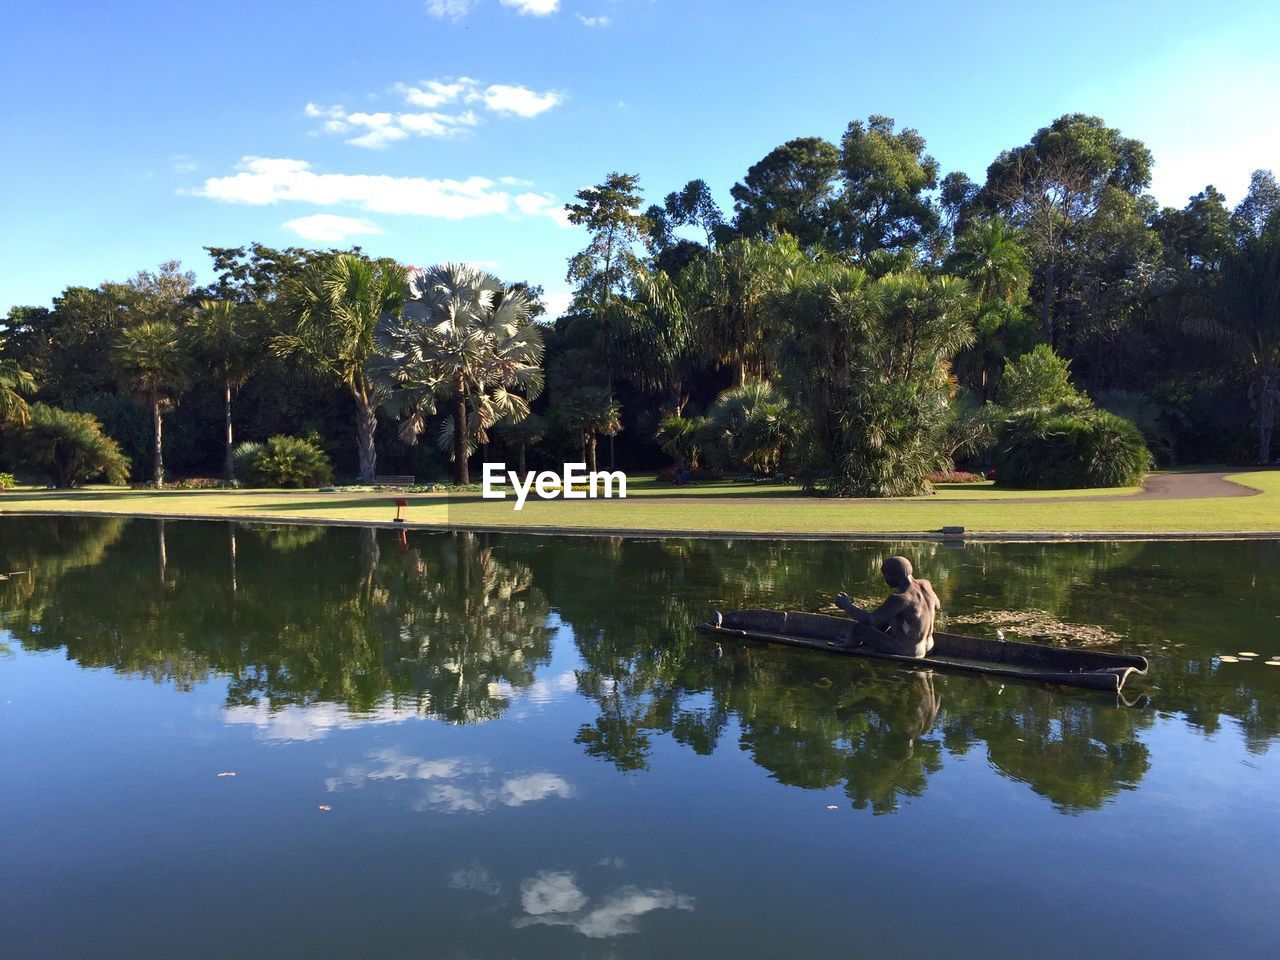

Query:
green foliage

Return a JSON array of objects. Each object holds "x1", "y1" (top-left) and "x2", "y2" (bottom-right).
[
  {"x1": 372, "y1": 262, "x2": 545, "y2": 483},
  {"x1": 654, "y1": 413, "x2": 707, "y2": 469},
  {"x1": 1, "y1": 357, "x2": 37, "y2": 427},
  {"x1": 771, "y1": 262, "x2": 976, "y2": 496},
  {"x1": 2, "y1": 404, "x2": 130, "y2": 487},
  {"x1": 234, "y1": 435, "x2": 333, "y2": 488},
  {"x1": 837, "y1": 114, "x2": 941, "y2": 254},
  {"x1": 993, "y1": 408, "x2": 1152, "y2": 489},
  {"x1": 0, "y1": 472, "x2": 15, "y2": 490},
  {"x1": 703, "y1": 380, "x2": 801, "y2": 475},
  {"x1": 999, "y1": 344, "x2": 1090, "y2": 411},
  {"x1": 731, "y1": 137, "x2": 841, "y2": 246}
]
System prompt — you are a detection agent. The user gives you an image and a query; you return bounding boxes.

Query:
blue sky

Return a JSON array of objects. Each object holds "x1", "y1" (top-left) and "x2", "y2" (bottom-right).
[{"x1": 2, "y1": 0, "x2": 1277, "y2": 316}]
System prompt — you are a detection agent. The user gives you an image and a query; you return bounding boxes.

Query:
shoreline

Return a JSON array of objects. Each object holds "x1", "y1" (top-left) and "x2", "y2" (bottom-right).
[{"x1": 5, "y1": 506, "x2": 1280, "y2": 544}]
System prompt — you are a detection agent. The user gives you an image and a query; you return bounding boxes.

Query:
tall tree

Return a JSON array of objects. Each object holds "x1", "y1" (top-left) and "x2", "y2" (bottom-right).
[
  {"x1": 113, "y1": 321, "x2": 191, "y2": 486},
  {"x1": 1188, "y1": 221, "x2": 1280, "y2": 462},
  {"x1": 277, "y1": 253, "x2": 406, "y2": 482},
  {"x1": 1231, "y1": 169, "x2": 1280, "y2": 242},
  {"x1": 837, "y1": 114, "x2": 940, "y2": 255},
  {"x1": 372, "y1": 264, "x2": 544, "y2": 484},
  {"x1": 731, "y1": 137, "x2": 840, "y2": 246},
  {"x1": 980, "y1": 114, "x2": 1153, "y2": 343},
  {"x1": 186, "y1": 299, "x2": 262, "y2": 480},
  {"x1": 566, "y1": 172, "x2": 649, "y2": 467}
]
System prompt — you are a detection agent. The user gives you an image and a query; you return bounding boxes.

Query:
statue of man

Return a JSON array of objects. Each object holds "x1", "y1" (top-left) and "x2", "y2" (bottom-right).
[{"x1": 835, "y1": 555, "x2": 940, "y2": 658}]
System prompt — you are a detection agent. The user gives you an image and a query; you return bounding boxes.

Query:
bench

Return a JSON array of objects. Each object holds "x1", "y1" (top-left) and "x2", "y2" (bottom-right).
[{"x1": 372, "y1": 475, "x2": 415, "y2": 487}]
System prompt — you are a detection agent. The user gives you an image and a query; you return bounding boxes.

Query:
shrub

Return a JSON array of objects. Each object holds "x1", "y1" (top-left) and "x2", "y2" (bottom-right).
[
  {"x1": 0, "y1": 471, "x2": 15, "y2": 491},
  {"x1": 993, "y1": 408, "x2": 1153, "y2": 489},
  {"x1": 929, "y1": 469, "x2": 987, "y2": 484},
  {"x1": 234, "y1": 435, "x2": 333, "y2": 488},
  {"x1": 999, "y1": 344, "x2": 1090, "y2": 412},
  {"x1": 1, "y1": 404, "x2": 131, "y2": 488}
]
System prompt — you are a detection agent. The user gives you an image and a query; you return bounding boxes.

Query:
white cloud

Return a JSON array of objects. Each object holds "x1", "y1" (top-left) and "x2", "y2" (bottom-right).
[
  {"x1": 282, "y1": 213, "x2": 385, "y2": 242},
  {"x1": 499, "y1": 772, "x2": 575, "y2": 806},
  {"x1": 514, "y1": 192, "x2": 570, "y2": 226},
  {"x1": 195, "y1": 157, "x2": 510, "y2": 220},
  {"x1": 221, "y1": 700, "x2": 419, "y2": 741},
  {"x1": 426, "y1": 0, "x2": 472, "y2": 20},
  {"x1": 171, "y1": 154, "x2": 197, "y2": 173},
  {"x1": 309, "y1": 79, "x2": 560, "y2": 148},
  {"x1": 577, "y1": 14, "x2": 611, "y2": 27},
  {"x1": 481, "y1": 83, "x2": 562, "y2": 117},
  {"x1": 501, "y1": 0, "x2": 560, "y2": 15}
]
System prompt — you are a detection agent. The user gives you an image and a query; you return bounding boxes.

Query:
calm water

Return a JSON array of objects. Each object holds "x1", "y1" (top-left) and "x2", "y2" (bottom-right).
[{"x1": 2, "y1": 517, "x2": 1278, "y2": 959}]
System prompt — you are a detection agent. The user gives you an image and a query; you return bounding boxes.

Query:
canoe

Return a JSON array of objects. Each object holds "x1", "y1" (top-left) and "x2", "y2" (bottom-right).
[{"x1": 698, "y1": 609, "x2": 1148, "y2": 693}]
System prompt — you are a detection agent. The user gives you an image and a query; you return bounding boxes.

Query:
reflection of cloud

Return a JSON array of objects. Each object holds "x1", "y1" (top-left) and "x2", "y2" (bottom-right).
[
  {"x1": 488, "y1": 670, "x2": 577, "y2": 705},
  {"x1": 514, "y1": 871, "x2": 694, "y2": 938},
  {"x1": 500, "y1": 772, "x2": 575, "y2": 806},
  {"x1": 222, "y1": 701, "x2": 419, "y2": 741},
  {"x1": 521, "y1": 871, "x2": 588, "y2": 916},
  {"x1": 449, "y1": 865, "x2": 501, "y2": 896},
  {"x1": 326, "y1": 748, "x2": 574, "y2": 814}
]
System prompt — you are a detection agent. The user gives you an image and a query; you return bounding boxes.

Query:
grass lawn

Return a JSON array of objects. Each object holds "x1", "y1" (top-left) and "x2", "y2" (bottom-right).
[{"x1": 2, "y1": 469, "x2": 1277, "y2": 537}]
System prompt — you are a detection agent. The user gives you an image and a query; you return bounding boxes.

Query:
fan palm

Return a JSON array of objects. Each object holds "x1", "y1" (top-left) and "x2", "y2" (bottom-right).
[
  {"x1": 372, "y1": 263, "x2": 545, "y2": 484},
  {"x1": 186, "y1": 299, "x2": 262, "y2": 480},
  {"x1": 277, "y1": 254, "x2": 406, "y2": 482},
  {"x1": 114, "y1": 320, "x2": 190, "y2": 486}
]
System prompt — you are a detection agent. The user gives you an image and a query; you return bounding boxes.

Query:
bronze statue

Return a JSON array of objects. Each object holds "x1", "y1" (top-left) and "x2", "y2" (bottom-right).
[{"x1": 835, "y1": 555, "x2": 939, "y2": 658}]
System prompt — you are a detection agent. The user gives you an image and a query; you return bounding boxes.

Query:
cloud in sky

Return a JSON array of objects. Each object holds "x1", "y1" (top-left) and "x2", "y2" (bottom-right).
[
  {"x1": 501, "y1": 0, "x2": 560, "y2": 15},
  {"x1": 577, "y1": 14, "x2": 611, "y2": 27},
  {"x1": 194, "y1": 157, "x2": 568, "y2": 226},
  {"x1": 282, "y1": 213, "x2": 385, "y2": 242},
  {"x1": 308, "y1": 78, "x2": 561, "y2": 149},
  {"x1": 425, "y1": 0, "x2": 472, "y2": 21}
]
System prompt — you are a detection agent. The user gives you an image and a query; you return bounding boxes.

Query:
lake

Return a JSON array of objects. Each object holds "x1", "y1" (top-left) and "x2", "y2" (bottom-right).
[{"x1": 1, "y1": 516, "x2": 1277, "y2": 959}]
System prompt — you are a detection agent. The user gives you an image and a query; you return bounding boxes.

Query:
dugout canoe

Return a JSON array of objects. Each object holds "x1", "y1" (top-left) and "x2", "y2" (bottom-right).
[{"x1": 698, "y1": 609, "x2": 1148, "y2": 693}]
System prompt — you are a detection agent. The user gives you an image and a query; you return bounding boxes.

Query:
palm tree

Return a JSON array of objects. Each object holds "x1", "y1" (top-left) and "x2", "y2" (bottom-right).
[
  {"x1": 1, "y1": 355, "x2": 36, "y2": 427},
  {"x1": 1188, "y1": 223, "x2": 1280, "y2": 462},
  {"x1": 186, "y1": 299, "x2": 261, "y2": 481},
  {"x1": 555, "y1": 387, "x2": 621, "y2": 474},
  {"x1": 947, "y1": 217, "x2": 1034, "y2": 396},
  {"x1": 705, "y1": 380, "x2": 798, "y2": 475},
  {"x1": 277, "y1": 254, "x2": 406, "y2": 482},
  {"x1": 372, "y1": 263, "x2": 544, "y2": 484},
  {"x1": 114, "y1": 321, "x2": 190, "y2": 486},
  {"x1": 654, "y1": 413, "x2": 707, "y2": 470},
  {"x1": 496, "y1": 412, "x2": 547, "y2": 477}
]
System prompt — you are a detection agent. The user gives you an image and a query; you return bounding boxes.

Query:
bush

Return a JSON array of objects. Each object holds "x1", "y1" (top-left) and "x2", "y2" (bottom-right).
[
  {"x1": 233, "y1": 435, "x2": 333, "y2": 488},
  {"x1": 1, "y1": 404, "x2": 131, "y2": 488},
  {"x1": 999, "y1": 344, "x2": 1090, "y2": 412},
  {"x1": 993, "y1": 409, "x2": 1153, "y2": 489},
  {"x1": 0, "y1": 471, "x2": 15, "y2": 491},
  {"x1": 929, "y1": 469, "x2": 987, "y2": 484}
]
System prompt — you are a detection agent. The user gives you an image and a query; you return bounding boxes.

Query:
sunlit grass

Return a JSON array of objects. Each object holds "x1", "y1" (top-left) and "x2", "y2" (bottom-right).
[{"x1": 1, "y1": 470, "x2": 1275, "y2": 535}]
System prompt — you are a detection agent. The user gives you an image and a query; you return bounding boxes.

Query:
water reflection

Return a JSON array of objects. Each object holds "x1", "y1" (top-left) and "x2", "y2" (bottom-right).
[{"x1": 2, "y1": 517, "x2": 1278, "y2": 819}]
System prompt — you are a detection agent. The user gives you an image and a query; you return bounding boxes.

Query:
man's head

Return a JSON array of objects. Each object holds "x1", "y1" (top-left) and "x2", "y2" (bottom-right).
[{"x1": 881, "y1": 555, "x2": 913, "y2": 589}]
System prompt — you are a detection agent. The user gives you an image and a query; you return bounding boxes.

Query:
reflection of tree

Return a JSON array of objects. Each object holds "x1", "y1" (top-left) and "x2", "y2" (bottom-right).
[
  {"x1": 0, "y1": 520, "x2": 551, "y2": 724},
  {"x1": 506, "y1": 535, "x2": 1215, "y2": 812}
]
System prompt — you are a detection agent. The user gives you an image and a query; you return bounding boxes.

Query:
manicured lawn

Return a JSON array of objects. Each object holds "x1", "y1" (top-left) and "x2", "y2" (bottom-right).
[{"x1": 2, "y1": 469, "x2": 1276, "y2": 536}]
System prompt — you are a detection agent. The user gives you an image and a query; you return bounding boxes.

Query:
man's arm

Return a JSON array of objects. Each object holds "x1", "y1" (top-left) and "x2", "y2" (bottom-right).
[{"x1": 836, "y1": 592, "x2": 901, "y2": 627}]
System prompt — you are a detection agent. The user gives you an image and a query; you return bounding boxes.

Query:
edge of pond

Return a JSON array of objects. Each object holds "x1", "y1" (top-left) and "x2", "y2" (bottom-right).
[{"x1": 5, "y1": 506, "x2": 1280, "y2": 544}]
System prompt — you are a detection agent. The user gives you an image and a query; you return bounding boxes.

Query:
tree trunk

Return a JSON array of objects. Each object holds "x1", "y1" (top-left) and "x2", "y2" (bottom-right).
[
  {"x1": 518, "y1": 441, "x2": 527, "y2": 477},
  {"x1": 1040, "y1": 260, "x2": 1056, "y2": 345},
  {"x1": 152, "y1": 396, "x2": 165, "y2": 487},
  {"x1": 1259, "y1": 375, "x2": 1277, "y2": 464},
  {"x1": 354, "y1": 389, "x2": 377, "y2": 483},
  {"x1": 588, "y1": 433, "x2": 598, "y2": 474},
  {"x1": 454, "y1": 393, "x2": 469, "y2": 484},
  {"x1": 157, "y1": 520, "x2": 167, "y2": 584},
  {"x1": 223, "y1": 381, "x2": 235, "y2": 482}
]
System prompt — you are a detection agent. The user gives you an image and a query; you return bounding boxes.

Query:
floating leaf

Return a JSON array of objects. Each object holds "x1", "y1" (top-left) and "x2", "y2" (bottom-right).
[
  {"x1": 1217, "y1": 655, "x2": 1240, "y2": 663},
  {"x1": 825, "y1": 805, "x2": 838, "y2": 810},
  {"x1": 318, "y1": 804, "x2": 333, "y2": 811},
  {"x1": 1238, "y1": 651, "x2": 1259, "y2": 657},
  {"x1": 216, "y1": 771, "x2": 237, "y2": 777}
]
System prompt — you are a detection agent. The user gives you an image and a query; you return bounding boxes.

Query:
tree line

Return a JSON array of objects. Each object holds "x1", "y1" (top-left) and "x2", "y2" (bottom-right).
[{"x1": 2, "y1": 111, "x2": 1278, "y2": 492}]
